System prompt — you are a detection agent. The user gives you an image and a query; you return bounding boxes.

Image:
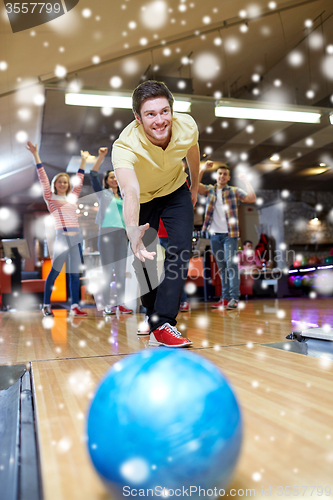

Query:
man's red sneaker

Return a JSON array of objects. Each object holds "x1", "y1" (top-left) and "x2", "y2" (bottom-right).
[
  {"x1": 70, "y1": 306, "x2": 88, "y2": 317},
  {"x1": 117, "y1": 305, "x2": 133, "y2": 314},
  {"x1": 211, "y1": 299, "x2": 229, "y2": 309},
  {"x1": 149, "y1": 323, "x2": 192, "y2": 348}
]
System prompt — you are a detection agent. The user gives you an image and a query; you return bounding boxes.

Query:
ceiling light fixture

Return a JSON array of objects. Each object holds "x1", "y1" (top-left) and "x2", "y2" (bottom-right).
[
  {"x1": 297, "y1": 167, "x2": 328, "y2": 176},
  {"x1": 215, "y1": 99, "x2": 321, "y2": 123},
  {"x1": 65, "y1": 92, "x2": 191, "y2": 112},
  {"x1": 309, "y1": 217, "x2": 321, "y2": 226}
]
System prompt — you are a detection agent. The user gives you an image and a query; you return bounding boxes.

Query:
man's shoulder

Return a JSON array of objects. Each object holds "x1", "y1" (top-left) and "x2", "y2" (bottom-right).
[
  {"x1": 172, "y1": 112, "x2": 198, "y2": 147},
  {"x1": 173, "y1": 112, "x2": 197, "y2": 126},
  {"x1": 224, "y1": 184, "x2": 247, "y2": 199},
  {"x1": 205, "y1": 183, "x2": 216, "y2": 192},
  {"x1": 112, "y1": 120, "x2": 140, "y2": 166},
  {"x1": 114, "y1": 120, "x2": 140, "y2": 148}
]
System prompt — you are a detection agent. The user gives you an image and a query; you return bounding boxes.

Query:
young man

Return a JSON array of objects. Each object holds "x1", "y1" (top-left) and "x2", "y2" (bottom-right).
[
  {"x1": 198, "y1": 163, "x2": 256, "y2": 310},
  {"x1": 112, "y1": 80, "x2": 200, "y2": 347}
]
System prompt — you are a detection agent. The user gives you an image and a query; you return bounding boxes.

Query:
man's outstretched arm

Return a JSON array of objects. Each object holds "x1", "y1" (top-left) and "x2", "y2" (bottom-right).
[
  {"x1": 238, "y1": 172, "x2": 256, "y2": 203},
  {"x1": 197, "y1": 160, "x2": 214, "y2": 195},
  {"x1": 115, "y1": 167, "x2": 156, "y2": 262},
  {"x1": 186, "y1": 143, "x2": 200, "y2": 206}
]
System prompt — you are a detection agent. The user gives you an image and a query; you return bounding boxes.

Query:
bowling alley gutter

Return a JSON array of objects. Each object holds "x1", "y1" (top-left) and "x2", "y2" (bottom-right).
[{"x1": 0, "y1": 365, "x2": 43, "y2": 500}]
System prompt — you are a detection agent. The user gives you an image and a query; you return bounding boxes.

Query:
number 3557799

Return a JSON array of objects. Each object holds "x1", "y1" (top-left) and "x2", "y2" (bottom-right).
[{"x1": 5, "y1": 3, "x2": 61, "y2": 14}]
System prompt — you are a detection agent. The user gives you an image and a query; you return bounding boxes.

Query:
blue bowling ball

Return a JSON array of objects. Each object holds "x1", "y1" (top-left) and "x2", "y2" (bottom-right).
[
  {"x1": 87, "y1": 349, "x2": 242, "y2": 498},
  {"x1": 294, "y1": 276, "x2": 302, "y2": 287}
]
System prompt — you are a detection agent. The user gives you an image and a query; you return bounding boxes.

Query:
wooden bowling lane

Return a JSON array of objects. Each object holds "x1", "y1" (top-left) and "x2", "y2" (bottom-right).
[
  {"x1": 201, "y1": 346, "x2": 333, "y2": 493},
  {"x1": 0, "y1": 309, "x2": 146, "y2": 364},
  {"x1": 32, "y1": 342, "x2": 333, "y2": 500},
  {"x1": 1, "y1": 298, "x2": 333, "y2": 364},
  {"x1": 32, "y1": 356, "x2": 117, "y2": 500}
]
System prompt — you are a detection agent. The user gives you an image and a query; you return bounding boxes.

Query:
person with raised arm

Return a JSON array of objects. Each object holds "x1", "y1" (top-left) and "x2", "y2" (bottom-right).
[
  {"x1": 89, "y1": 147, "x2": 132, "y2": 316},
  {"x1": 26, "y1": 141, "x2": 88, "y2": 317},
  {"x1": 198, "y1": 162, "x2": 256, "y2": 310}
]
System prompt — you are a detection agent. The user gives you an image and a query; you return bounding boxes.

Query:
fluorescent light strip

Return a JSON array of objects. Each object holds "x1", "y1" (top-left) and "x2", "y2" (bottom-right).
[
  {"x1": 174, "y1": 100, "x2": 192, "y2": 112},
  {"x1": 66, "y1": 93, "x2": 132, "y2": 109},
  {"x1": 65, "y1": 93, "x2": 191, "y2": 112},
  {"x1": 215, "y1": 105, "x2": 321, "y2": 124}
]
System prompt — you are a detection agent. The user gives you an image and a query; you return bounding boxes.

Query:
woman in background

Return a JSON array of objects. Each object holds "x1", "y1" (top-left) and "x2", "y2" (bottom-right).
[
  {"x1": 89, "y1": 147, "x2": 132, "y2": 316},
  {"x1": 26, "y1": 141, "x2": 88, "y2": 317}
]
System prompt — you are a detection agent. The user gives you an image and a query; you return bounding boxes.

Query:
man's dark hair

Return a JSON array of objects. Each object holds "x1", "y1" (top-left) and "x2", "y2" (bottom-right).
[
  {"x1": 243, "y1": 240, "x2": 253, "y2": 246},
  {"x1": 217, "y1": 164, "x2": 230, "y2": 175},
  {"x1": 132, "y1": 80, "x2": 174, "y2": 118}
]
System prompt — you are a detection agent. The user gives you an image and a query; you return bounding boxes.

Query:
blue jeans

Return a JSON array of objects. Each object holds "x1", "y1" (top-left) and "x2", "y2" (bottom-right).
[
  {"x1": 44, "y1": 230, "x2": 84, "y2": 305},
  {"x1": 133, "y1": 183, "x2": 193, "y2": 330},
  {"x1": 210, "y1": 234, "x2": 240, "y2": 301}
]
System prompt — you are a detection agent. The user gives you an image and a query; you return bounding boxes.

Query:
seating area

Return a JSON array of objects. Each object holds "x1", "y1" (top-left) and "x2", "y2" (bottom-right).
[
  {"x1": 0, "y1": 259, "x2": 45, "y2": 310},
  {"x1": 186, "y1": 254, "x2": 255, "y2": 300}
]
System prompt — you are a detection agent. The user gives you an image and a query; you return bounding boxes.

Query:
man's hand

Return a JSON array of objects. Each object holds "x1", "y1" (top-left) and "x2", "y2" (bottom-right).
[
  {"x1": 238, "y1": 171, "x2": 257, "y2": 203},
  {"x1": 98, "y1": 147, "x2": 108, "y2": 157},
  {"x1": 190, "y1": 186, "x2": 198, "y2": 207},
  {"x1": 202, "y1": 160, "x2": 214, "y2": 171},
  {"x1": 198, "y1": 160, "x2": 214, "y2": 186},
  {"x1": 127, "y1": 223, "x2": 156, "y2": 262},
  {"x1": 238, "y1": 172, "x2": 247, "y2": 182}
]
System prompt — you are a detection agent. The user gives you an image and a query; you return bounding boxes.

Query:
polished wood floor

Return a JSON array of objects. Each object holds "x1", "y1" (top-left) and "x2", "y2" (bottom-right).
[{"x1": 1, "y1": 297, "x2": 333, "y2": 499}]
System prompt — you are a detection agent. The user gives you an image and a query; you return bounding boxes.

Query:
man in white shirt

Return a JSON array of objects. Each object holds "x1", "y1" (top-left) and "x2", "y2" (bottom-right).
[{"x1": 198, "y1": 163, "x2": 256, "y2": 310}]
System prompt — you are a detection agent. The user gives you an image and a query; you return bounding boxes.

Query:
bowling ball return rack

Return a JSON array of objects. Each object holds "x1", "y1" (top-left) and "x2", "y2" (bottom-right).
[{"x1": 265, "y1": 327, "x2": 333, "y2": 360}]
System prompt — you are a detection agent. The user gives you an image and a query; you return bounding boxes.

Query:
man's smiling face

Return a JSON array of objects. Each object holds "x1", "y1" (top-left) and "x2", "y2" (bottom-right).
[
  {"x1": 216, "y1": 167, "x2": 230, "y2": 188},
  {"x1": 135, "y1": 97, "x2": 173, "y2": 149}
]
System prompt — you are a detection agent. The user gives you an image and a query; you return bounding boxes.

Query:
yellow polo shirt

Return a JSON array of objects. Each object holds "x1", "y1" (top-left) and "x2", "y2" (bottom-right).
[{"x1": 112, "y1": 112, "x2": 199, "y2": 203}]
